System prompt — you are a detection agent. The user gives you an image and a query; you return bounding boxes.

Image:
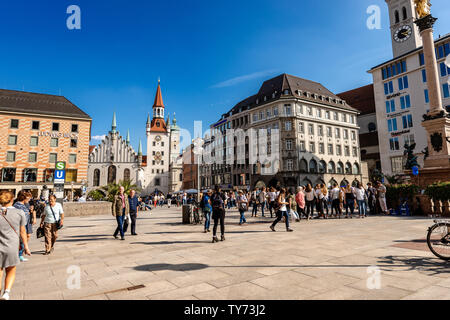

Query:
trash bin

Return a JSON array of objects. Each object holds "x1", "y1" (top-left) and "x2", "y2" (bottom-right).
[{"x1": 182, "y1": 205, "x2": 192, "y2": 224}]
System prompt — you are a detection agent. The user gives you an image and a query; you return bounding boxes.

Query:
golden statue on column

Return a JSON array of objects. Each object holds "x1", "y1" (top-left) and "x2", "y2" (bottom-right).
[{"x1": 414, "y1": 0, "x2": 431, "y2": 18}]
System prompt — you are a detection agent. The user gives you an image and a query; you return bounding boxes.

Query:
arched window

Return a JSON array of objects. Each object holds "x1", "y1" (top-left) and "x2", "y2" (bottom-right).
[
  {"x1": 107, "y1": 165, "x2": 116, "y2": 184},
  {"x1": 319, "y1": 160, "x2": 326, "y2": 173},
  {"x1": 302, "y1": 178, "x2": 312, "y2": 187},
  {"x1": 299, "y1": 159, "x2": 308, "y2": 173},
  {"x1": 93, "y1": 169, "x2": 100, "y2": 187},
  {"x1": 402, "y1": 7, "x2": 407, "y2": 20},
  {"x1": 337, "y1": 162, "x2": 344, "y2": 174},
  {"x1": 327, "y1": 161, "x2": 335, "y2": 174},
  {"x1": 352, "y1": 179, "x2": 359, "y2": 187},
  {"x1": 395, "y1": 10, "x2": 400, "y2": 23},
  {"x1": 352, "y1": 163, "x2": 360, "y2": 175},
  {"x1": 340, "y1": 179, "x2": 349, "y2": 187},
  {"x1": 309, "y1": 160, "x2": 317, "y2": 173},
  {"x1": 345, "y1": 162, "x2": 352, "y2": 174},
  {"x1": 123, "y1": 168, "x2": 130, "y2": 182},
  {"x1": 328, "y1": 178, "x2": 338, "y2": 188}
]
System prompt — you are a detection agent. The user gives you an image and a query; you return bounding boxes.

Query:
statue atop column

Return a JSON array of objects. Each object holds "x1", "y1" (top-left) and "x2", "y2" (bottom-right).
[{"x1": 414, "y1": 0, "x2": 431, "y2": 19}]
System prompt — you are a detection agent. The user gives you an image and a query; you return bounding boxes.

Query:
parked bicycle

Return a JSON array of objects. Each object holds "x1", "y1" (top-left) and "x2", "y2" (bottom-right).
[{"x1": 427, "y1": 219, "x2": 450, "y2": 261}]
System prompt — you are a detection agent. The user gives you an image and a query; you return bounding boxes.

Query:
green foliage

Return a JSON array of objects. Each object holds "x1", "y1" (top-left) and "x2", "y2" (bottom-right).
[
  {"x1": 87, "y1": 189, "x2": 106, "y2": 201},
  {"x1": 384, "y1": 174, "x2": 403, "y2": 185},
  {"x1": 386, "y1": 184, "x2": 420, "y2": 208},
  {"x1": 100, "y1": 180, "x2": 142, "y2": 202},
  {"x1": 424, "y1": 182, "x2": 450, "y2": 202}
]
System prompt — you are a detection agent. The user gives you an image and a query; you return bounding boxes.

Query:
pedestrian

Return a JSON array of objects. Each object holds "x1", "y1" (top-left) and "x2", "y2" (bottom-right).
[
  {"x1": 287, "y1": 189, "x2": 300, "y2": 222},
  {"x1": 304, "y1": 184, "x2": 315, "y2": 220},
  {"x1": 329, "y1": 183, "x2": 342, "y2": 218},
  {"x1": 270, "y1": 188, "x2": 293, "y2": 232},
  {"x1": 267, "y1": 187, "x2": 277, "y2": 218},
  {"x1": 124, "y1": 189, "x2": 139, "y2": 235},
  {"x1": 39, "y1": 194, "x2": 64, "y2": 254},
  {"x1": 13, "y1": 191, "x2": 35, "y2": 262},
  {"x1": 203, "y1": 190, "x2": 212, "y2": 233},
  {"x1": 295, "y1": 187, "x2": 305, "y2": 219},
  {"x1": 0, "y1": 191, "x2": 31, "y2": 300},
  {"x1": 211, "y1": 186, "x2": 226, "y2": 242},
  {"x1": 344, "y1": 184, "x2": 356, "y2": 218},
  {"x1": 377, "y1": 181, "x2": 388, "y2": 214},
  {"x1": 112, "y1": 186, "x2": 129, "y2": 240},
  {"x1": 314, "y1": 184, "x2": 325, "y2": 218},
  {"x1": 237, "y1": 190, "x2": 248, "y2": 225},
  {"x1": 320, "y1": 184, "x2": 329, "y2": 218},
  {"x1": 250, "y1": 189, "x2": 258, "y2": 217},
  {"x1": 258, "y1": 187, "x2": 267, "y2": 217},
  {"x1": 355, "y1": 183, "x2": 367, "y2": 218}
]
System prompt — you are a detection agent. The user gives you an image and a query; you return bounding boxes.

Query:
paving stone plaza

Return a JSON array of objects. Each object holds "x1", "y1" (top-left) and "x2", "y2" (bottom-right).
[{"x1": 9, "y1": 207, "x2": 450, "y2": 300}]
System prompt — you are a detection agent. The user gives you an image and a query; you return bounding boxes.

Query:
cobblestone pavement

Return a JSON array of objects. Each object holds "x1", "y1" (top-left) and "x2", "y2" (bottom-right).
[{"x1": 6, "y1": 206, "x2": 450, "y2": 300}]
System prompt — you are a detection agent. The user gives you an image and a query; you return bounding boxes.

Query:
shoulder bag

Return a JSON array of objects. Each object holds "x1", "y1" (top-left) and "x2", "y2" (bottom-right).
[
  {"x1": 1, "y1": 209, "x2": 20, "y2": 238},
  {"x1": 50, "y1": 205, "x2": 63, "y2": 230}
]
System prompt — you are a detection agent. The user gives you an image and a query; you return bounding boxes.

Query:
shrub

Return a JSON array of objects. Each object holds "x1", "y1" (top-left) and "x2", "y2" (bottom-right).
[
  {"x1": 424, "y1": 182, "x2": 450, "y2": 202},
  {"x1": 386, "y1": 184, "x2": 420, "y2": 208}
]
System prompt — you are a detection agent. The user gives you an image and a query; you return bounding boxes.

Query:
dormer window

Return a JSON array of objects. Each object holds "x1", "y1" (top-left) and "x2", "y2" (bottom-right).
[{"x1": 283, "y1": 89, "x2": 289, "y2": 95}]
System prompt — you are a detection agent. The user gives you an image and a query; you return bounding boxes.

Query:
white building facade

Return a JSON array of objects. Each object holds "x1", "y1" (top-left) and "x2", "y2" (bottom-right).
[{"x1": 369, "y1": 0, "x2": 449, "y2": 175}]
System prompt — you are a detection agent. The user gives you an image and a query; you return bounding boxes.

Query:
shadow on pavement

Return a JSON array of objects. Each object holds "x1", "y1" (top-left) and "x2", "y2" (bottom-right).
[
  {"x1": 134, "y1": 263, "x2": 208, "y2": 272},
  {"x1": 130, "y1": 240, "x2": 209, "y2": 245},
  {"x1": 377, "y1": 255, "x2": 450, "y2": 275}
]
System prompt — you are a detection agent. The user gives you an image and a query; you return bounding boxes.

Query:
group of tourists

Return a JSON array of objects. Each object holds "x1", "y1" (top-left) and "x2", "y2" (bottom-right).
[
  {"x1": 0, "y1": 190, "x2": 64, "y2": 300},
  {"x1": 198, "y1": 181, "x2": 388, "y2": 242}
]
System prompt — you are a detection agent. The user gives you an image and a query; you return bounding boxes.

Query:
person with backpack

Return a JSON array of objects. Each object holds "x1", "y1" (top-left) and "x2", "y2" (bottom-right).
[
  {"x1": 202, "y1": 190, "x2": 212, "y2": 233},
  {"x1": 270, "y1": 188, "x2": 293, "y2": 232},
  {"x1": 211, "y1": 186, "x2": 226, "y2": 243}
]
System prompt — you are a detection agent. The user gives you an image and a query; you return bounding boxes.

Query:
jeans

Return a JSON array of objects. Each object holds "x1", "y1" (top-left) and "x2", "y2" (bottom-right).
[
  {"x1": 239, "y1": 209, "x2": 247, "y2": 224},
  {"x1": 357, "y1": 200, "x2": 367, "y2": 216},
  {"x1": 204, "y1": 211, "x2": 211, "y2": 230},
  {"x1": 331, "y1": 199, "x2": 341, "y2": 216},
  {"x1": 345, "y1": 200, "x2": 355, "y2": 216},
  {"x1": 297, "y1": 205, "x2": 305, "y2": 219},
  {"x1": 269, "y1": 201, "x2": 275, "y2": 217},
  {"x1": 252, "y1": 203, "x2": 258, "y2": 216},
  {"x1": 289, "y1": 209, "x2": 299, "y2": 220},
  {"x1": 260, "y1": 201, "x2": 265, "y2": 216},
  {"x1": 212, "y1": 208, "x2": 225, "y2": 236},
  {"x1": 114, "y1": 215, "x2": 125, "y2": 238},
  {"x1": 272, "y1": 210, "x2": 290, "y2": 229},
  {"x1": 305, "y1": 200, "x2": 315, "y2": 218}
]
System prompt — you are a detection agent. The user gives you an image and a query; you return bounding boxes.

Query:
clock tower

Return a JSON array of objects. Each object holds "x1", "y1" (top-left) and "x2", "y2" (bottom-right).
[{"x1": 386, "y1": 0, "x2": 422, "y2": 58}]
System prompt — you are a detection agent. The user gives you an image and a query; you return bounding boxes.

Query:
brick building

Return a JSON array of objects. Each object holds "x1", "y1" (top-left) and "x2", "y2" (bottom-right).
[{"x1": 0, "y1": 89, "x2": 92, "y2": 197}]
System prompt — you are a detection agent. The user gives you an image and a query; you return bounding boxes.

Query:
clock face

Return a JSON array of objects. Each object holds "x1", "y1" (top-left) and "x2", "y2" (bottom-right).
[
  {"x1": 154, "y1": 151, "x2": 162, "y2": 163},
  {"x1": 394, "y1": 25, "x2": 412, "y2": 43},
  {"x1": 155, "y1": 135, "x2": 161, "y2": 142}
]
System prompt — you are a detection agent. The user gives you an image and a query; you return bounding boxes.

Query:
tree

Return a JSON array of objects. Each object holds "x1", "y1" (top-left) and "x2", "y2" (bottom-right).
[
  {"x1": 87, "y1": 189, "x2": 106, "y2": 201},
  {"x1": 100, "y1": 180, "x2": 142, "y2": 202}
]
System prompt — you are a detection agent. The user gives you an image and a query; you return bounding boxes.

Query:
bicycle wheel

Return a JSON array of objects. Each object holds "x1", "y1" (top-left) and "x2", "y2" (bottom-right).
[{"x1": 427, "y1": 222, "x2": 450, "y2": 261}]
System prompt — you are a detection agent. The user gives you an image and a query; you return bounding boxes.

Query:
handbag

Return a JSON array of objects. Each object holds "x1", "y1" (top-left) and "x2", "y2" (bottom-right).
[
  {"x1": 36, "y1": 226, "x2": 45, "y2": 239},
  {"x1": 50, "y1": 206, "x2": 63, "y2": 230}
]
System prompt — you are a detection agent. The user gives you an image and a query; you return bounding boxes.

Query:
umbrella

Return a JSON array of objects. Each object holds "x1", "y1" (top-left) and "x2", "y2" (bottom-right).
[{"x1": 185, "y1": 189, "x2": 198, "y2": 194}]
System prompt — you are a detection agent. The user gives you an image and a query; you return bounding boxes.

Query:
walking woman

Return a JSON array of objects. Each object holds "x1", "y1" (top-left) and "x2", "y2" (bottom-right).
[
  {"x1": 270, "y1": 188, "x2": 293, "y2": 232},
  {"x1": 344, "y1": 185, "x2": 356, "y2": 218},
  {"x1": 320, "y1": 184, "x2": 329, "y2": 219},
  {"x1": 287, "y1": 189, "x2": 300, "y2": 222},
  {"x1": 267, "y1": 187, "x2": 277, "y2": 218},
  {"x1": 0, "y1": 191, "x2": 31, "y2": 300},
  {"x1": 203, "y1": 190, "x2": 212, "y2": 233},
  {"x1": 112, "y1": 186, "x2": 129, "y2": 241},
  {"x1": 13, "y1": 191, "x2": 35, "y2": 262},
  {"x1": 304, "y1": 184, "x2": 315, "y2": 220},
  {"x1": 314, "y1": 184, "x2": 325, "y2": 218},
  {"x1": 295, "y1": 187, "x2": 305, "y2": 219},
  {"x1": 39, "y1": 195, "x2": 64, "y2": 254},
  {"x1": 355, "y1": 183, "x2": 367, "y2": 218},
  {"x1": 211, "y1": 187, "x2": 226, "y2": 242}
]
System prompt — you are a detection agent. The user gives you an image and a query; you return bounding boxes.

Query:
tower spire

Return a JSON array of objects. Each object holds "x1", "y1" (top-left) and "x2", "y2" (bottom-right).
[
  {"x1": 126, "y1": 129, "x2": 130, "y2": 144},
  {"x1": 138, "y1": 139, "x2": 142, "y2": 156},
  {"x1": 111, "y1": 112, "x2": 117, "y2": 133}
]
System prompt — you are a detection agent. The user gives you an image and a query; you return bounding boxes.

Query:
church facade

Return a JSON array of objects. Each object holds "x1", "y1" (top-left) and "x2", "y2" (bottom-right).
[{"x1": 88, "y1": 81, "x2": 182, "y2": 195}]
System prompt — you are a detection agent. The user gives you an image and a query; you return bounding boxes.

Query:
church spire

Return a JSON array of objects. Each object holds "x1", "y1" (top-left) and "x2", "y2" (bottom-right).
[
  {"x1": 138, "y1": 139, "x2": 142, "y2": 156},
  {"x1": 153, "y1": 80, "x2": 165, "y2": 109},
  {"x1": 126, "y1": 129, "x2": 130, "y2": 144},
  {"x1": 111, "y1": 112, "x2": 117, "y2": 133}
]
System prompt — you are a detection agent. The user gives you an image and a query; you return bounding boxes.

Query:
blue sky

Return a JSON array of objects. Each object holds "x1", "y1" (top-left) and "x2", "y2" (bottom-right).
[{"x1": 1, "y1": 0, "x2": 449, "y2": 153}]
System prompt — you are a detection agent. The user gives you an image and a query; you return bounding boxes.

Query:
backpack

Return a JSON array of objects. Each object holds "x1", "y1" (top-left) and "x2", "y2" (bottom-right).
[{"x1": 212, "y1": 194, "x2": 223, "y2": 209}]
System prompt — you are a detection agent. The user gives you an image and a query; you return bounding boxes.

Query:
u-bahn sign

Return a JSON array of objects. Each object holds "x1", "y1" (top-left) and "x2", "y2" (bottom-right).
[{"x1": 54, "y1": 161, "x2": 66, "y2": 205}]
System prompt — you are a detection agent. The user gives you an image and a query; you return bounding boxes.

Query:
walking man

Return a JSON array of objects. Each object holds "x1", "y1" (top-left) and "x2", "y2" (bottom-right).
[
  {"x1": 125, "y1": 189, "x2": 139, "y2": 235},
  {"x1": 112, "y1": 186, "x2": 129, "y2": 240}
]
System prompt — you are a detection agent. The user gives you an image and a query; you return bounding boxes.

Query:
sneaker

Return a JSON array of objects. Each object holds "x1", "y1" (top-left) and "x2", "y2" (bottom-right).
[
  {"x1": 270, "y1": 225, "x2": 275, "y2": 232},
  {"x1": 0, "y1": 292, "x2": 10, "y2": 300},
  {"x1": 19, "y1": 256, "x2": 28, "y2": 262}
]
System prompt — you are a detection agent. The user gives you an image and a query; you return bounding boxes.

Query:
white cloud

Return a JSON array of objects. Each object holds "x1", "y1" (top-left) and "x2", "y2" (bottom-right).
[
  {"x1": 211, "y1": 70, "x2": 278, "y2": 88},
  {"x1": 91, "y1": 135, "x2": 106, "y2": 141}
]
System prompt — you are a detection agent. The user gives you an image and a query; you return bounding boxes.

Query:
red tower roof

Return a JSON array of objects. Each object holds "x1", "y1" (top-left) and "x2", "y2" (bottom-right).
[{"x1": 153, "y1": 81, "x2": 165, "y2": 108}]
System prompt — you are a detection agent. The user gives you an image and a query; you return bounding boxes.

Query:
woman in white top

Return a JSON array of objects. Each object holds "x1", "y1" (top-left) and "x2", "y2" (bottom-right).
[
  {"x1": 269, "y1": 188, "x2": 293, "y2": 232},
  {"x1": 304, "y1": 184, "x2": 315, "y2": 220},
  {"x1": 267, "y1": 187, "x2": 278, "y2": 218},
  {"x1": 39, "y1": 195, "x2": 64, "y2": 255},
  {"x1": 354, "y1": 183, "x2": 367, "y2": 218}
]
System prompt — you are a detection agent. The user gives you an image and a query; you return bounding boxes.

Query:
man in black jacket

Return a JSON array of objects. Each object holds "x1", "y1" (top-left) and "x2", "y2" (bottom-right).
[{"x1": 211, "y1": 186, "x2": 226, "y2": 243}]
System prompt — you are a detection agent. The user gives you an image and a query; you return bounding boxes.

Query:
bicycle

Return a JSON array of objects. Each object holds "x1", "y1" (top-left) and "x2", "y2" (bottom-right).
[{"x1": 427, "y1": 219, "x2": 450, "y2": 261}]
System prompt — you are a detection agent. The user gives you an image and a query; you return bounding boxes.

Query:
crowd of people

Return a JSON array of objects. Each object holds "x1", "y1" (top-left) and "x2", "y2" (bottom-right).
[{"x1": 197, "y1": 181, "x2": 388, "y2": 243}]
